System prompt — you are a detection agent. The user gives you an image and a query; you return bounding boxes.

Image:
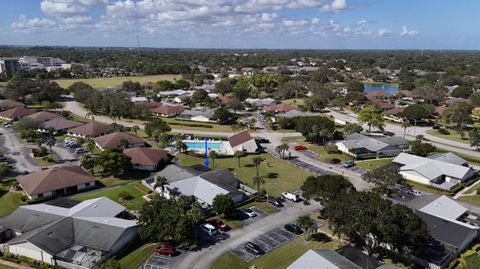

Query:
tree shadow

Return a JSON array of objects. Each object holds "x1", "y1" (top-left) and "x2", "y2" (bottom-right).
[
  {"x1": 266, "y1": 172, "x2": 278, "y2": 179},
  {"x1": 310, "y1": 233, "x2": 332, "y2": 243},
  {"x1": 245, "y1": 164, "x2": 254, "y2": 168}
]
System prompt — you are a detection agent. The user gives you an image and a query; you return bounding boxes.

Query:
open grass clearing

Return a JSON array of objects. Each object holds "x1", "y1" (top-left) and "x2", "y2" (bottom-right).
[
  {"x1": 0, "y1": 179, "x2": 24, "y2": 217},
  {"x1": 72, "y1": 182, "x2": 150, "y2": 211},
  {"x1": 163, "y1": 117, "x2": 234, "y2": 133},
  {"x1": 118, "y1": 243, "x2": 155, "y2": 269},
  {"x1": 280, "y1": 136, "x2": 305, "y2": 143},
  {"x1": 426, "y1": 129, "x2": 470, "y2": 144},
  {"x1": 96, "y1": 170, "x2": 151, "y2": 187},
  {"x1": 356, "y1": 158, "x2": 394, "y2": 170},
  {"x1": 296, "y1": 144, "x2": 352, "y2": 163},
  {"x1": 54, "y1": 74, "x2": 181, "y2": 88},
  {"x1": 178, "y1": 153, "x2": 313, "y2": 196}
]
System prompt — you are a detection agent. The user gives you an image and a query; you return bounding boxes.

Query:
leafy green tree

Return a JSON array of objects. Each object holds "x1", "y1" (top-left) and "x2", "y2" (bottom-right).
[
  {"x1": 234, "y1": 151, "x2": 245, "y2": 168},
  {"x1": 175, "y1": 79, "x2": 191, "y2": 89},
  {"x1": 275, "y1": 144, "x2": 289, "y2": 159},
  {"x1": 46, "y1": 137, "x2": 56, "y2": 157},
  {"x1": 153, "y1": 80, "x2": 175, "y2": 92},
  {"x1": 215, "y1": 79, "x2": 234, "y2": 95},
  {"x1": 212, "y1": 194, "x2": 235, "y2": 218},
  {"x1": 294, "y1": 116, "x2": 335, "y2": 144},
  {"x1": 80, "y1": 154, "x2": 96, "y2": 174},
  {"x1": 301, "y1": 175, "x2": 354, "y2": 203},
  {"x1": 358, "y1": 105, "x2": 384, "y2": 133},
  {"x1": 304, "y1": 95, "x2": 326, "y2": 112},
  {"x1": 277, "y1": 80, "x2": 304, "y2": 99},
  {"x1": 191, "y1": 89, "x2": 209, "y2": 104},
  {"x1": 175, "y1": 139, "x2": 187, "y2": 153},
  {"x1": 343, "y1": 122, "x2": 363, "y2": 135},
  {"x1": 401, "y1": 120, "x2": 411, "y2": 139},
  {"x1": 451, "y1": 86, "x2": 473, "y2": 98},
  {"x1": 362, "y1": 165, "x2": 405, "y2": 194},
  {"x1": 409, "y1": 140, "x2": 436, "y2": 157},
  {"x1": 412, "y1": 86, "x2": 445, "y2": 103},
  {"x1": 15, "y1": 117, "x2": 39, "y2": 131},
  {"x1": 401, "y1": 104, "x2": 434, "y2": 121},
  {"x1": 83, "y1": 137, "x2": 96, "y2": 154},
  {"x1": 212, "y1": 107, "x2": 234, "y2": 124},
  {"x1": 296, "y1": 215, "x2": 316, "y2": 240},
  {"x1": 346, "y1": 80, "x2": 364, "y2": 92},
  {"x1": 145, "y1": 118, "x2": 171, "y2": 137},
  {"x1": 95, "y1": 148, "x2": 132, "y2": 177},
  {"x1": 252, "y1": 176, "x2": 264, "y2": 199},
  {"x1": 444, "y1": 102, "x2": 473, "y2": 130},
  {"x1": 470, "y1": 129, "x2": 480, "y2": 151}
]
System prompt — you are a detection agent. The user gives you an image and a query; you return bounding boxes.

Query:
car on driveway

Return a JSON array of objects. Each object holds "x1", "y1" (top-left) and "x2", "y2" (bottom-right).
[
  {"x1": 242, "y1": 208, "x2": 257, "y2": 218},
  {"x1": 267, "y1": 196, "x2": 283, "y2": 207},
  {"x1": 282, "y1": 192, "x2": 300, "y2": 202},
  {"x1": 343, "y1": 160, "x2": 356, "y2": 168},
  {"x1": 200, "y1": 223, "x2": 218, "y2": 236},
  {"x1": 245, "y1": 242, "x2": 264, "y2": 256},
  {"x1": 328, "y1": 158, "x2": 341, "y2": 164},
  {"x1": 284, "y1": 224, "x2": 303, "y2": 235},
  {"x1": 382, "y1": 131, "x2": 395, "y2": 136},
  {"x1": 294, "y1": 145, "x2": 306, "y2": 151},
  {"x1": 74, "y1": 148, "x2": 85, "y2": 154},
  {"x1": 208, "y1": 218, "x2": 230, "y2": 231},
  {"x1": 155, "y1": 244, "x2": 176, "y2": 256}
]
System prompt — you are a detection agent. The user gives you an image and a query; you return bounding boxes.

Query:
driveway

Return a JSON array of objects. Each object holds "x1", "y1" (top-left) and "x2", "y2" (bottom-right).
[
  {"x1": 0, "y1": 127, "x2": 40, "y2": 173},
  {"x1": 172, "y1": 200, "x2": 322, "y2": 269}
]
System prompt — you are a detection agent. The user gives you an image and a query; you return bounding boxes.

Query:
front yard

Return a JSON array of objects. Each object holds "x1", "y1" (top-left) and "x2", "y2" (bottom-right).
[
  {"x1": 177, "y1": 153, "x2": 313, "y2": 196},
  {"x1": 356, "y1": 158, "x2": 394, "y2": 170}
]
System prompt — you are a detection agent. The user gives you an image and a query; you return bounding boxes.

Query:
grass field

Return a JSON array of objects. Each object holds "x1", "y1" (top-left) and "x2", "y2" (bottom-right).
[
  {"x1": 96, "y1": 170, "x2": 151, "y2": 187},
  {"x1": 283, "y1": 98, "x2": 305, "y2": 106},
  {"x1": 296, "y1": 144, "x2": 352, "y2": 163},
  {"x1": 163, "y1": 117, "x2": 234, "y2": 133},
  {"x1": 0, "y1": 179, "x2": 24, "y2": 217},
  {"x1": 178, "y1": 153, "x2": 313, "y2": 196},
  {"x1": 280, "y1": 136, "x2": 305, "y2": 143},
  {"x1": 73, "y1": 182, "x2": 150, "y2": 211},
  {"x1": 54, "y1": 74, "x2": 181, "y2": 88},
  {"x1": 0, "y1": 264, "x2": 19, "y2": 269},
  {"x1": 356, "y1": 158, "x2": 394, "y2": 170},
  {"x1": 119, "y1": 244, "x2": 155, "y2": 269},
  {"x1": 426, "y1": 129, "x2": 470, "y2": 144},
  {"x1": 210, "y1": 235, "x2": 339, "y2": 269}
]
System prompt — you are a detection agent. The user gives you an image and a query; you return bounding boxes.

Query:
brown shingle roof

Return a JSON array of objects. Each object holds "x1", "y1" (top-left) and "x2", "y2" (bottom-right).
[
  {"x1": 385, "y1": 107, "x2": 405, "y2": 115},
  {"x1": 0, "y1": 107, "x2": 36, "y2": 120},
  {"x1": 123, "y1": 147, "x2": 168, "y2": 166},
  {"x1": 446, "y1": 98, "x2": 471, "y2": 106},
  {"x1": 151, "y1": 104, "x2": 185, "y2": 115},
  {"x1": 135, "y1": 101, "x2": 162, "y2": 109},
  {"x1": 17, "y1": 166, "x2": 96, "y2": 196},
  {"x1": 228, "y1": 130, "x2": 253, "y2": 148},
  {"x1": 0, "y1": 99, "x2": 24, "y2": 109},
  {"x1": 371, "y1": 100, "x2": 395, "y2": 110},
  {"x1": 26, "y1": 111, "x2": 63, "y2": 123},
  {"x1": 67, "y1": 122, "x2": 114, "y2": 137},
  {"x1": 94, "y1": 132, "x2": 145, "y2": 149},
  {"x1": 264, "y1": 103, "x2": 300, "y2": 113},
  {"x1": 366, "y1": 91, "x2": 390, "y2": 101},
  {"x1": 218, "y1": 95, "x2": 233, "y2": 105},
  {"x1": 41, "y1": 118, "x2": 84, "y2": 131}
]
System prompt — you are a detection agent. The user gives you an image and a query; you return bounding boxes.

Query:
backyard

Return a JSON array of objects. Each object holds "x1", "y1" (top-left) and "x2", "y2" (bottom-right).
[
  {"x1": 72, "y1": 182, "x2": 150, "y2": 211},
  {"x1": 177, "y1": 153, "x2": 313, "y2": 196},
  {"x1": 54, "y1": 74, "x2": 181, "y2": 88},
  {"x1": 356, "y1": 158, "x2": 394, "y2": 170}
]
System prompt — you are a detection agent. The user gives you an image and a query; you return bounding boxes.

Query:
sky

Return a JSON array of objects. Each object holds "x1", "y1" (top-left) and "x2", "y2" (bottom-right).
[{"x1": 0, "y1": 0, "x2": 478, "y2": 50}]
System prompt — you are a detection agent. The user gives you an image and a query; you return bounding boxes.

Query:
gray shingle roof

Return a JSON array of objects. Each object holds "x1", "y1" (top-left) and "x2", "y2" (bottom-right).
[
  {"x1": 157, "y1": 164, "x2": 201, "y2": 182},
  {"x1": 427, "y1": 152, "x2": 467, "y2": 166},
  {"x1": 287, "y1": 249, "x2": 362, "y2": 269}
]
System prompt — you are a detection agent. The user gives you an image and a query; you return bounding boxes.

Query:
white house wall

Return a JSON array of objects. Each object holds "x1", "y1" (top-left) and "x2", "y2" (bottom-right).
[
  {"x1": 8, "y1": 242, "x2": 53, "y2": 264},
  {"x1": 399, "y1": 170, "x2": 431, "y2": 186}
]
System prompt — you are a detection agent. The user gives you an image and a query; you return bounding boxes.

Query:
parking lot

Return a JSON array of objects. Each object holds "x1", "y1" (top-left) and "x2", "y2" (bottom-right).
[
  {"x1": 143, "y1": 253, "x2": 179, "y2": 269},
  {"x1": 231, "y1": 227, "x2": 297, "y2": 262},
  {"x1": 289, "y1": 158, "x2": 330, "y2": 176}
]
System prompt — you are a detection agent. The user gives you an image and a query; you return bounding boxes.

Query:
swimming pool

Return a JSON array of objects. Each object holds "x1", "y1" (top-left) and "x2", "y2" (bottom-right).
[{"x1": 184, "y1": 140, "x2": 223, "y2": 150}]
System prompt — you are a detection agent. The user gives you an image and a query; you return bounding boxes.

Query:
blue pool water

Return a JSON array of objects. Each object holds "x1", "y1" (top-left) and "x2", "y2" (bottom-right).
[
  {"x1": 184, "y1": 141, "x2": 222, "y2": 150},
  {"x1": 363, "y1": 83, "x2": 399, "y2": 94}
]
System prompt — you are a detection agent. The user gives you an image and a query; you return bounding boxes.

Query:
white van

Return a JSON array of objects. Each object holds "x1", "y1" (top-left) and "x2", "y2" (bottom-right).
[
  {"x1": 282, "y1": 192, "x2": 300, "y2": 202},
  {"x1": 200, "y1": 223, "x2": 218, "y2": 236}
]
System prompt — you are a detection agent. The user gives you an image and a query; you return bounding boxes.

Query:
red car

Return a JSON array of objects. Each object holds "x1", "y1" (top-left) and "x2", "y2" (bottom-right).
[
  {"x1": 294, "y1": 145, "x2": 307, "y2": 151},
  {"x1": 208, "y1": 218, "x2": 230, "y2": 231},
  {"x1": 155, "y1": 244, "x2": 176, "y2": 256}
]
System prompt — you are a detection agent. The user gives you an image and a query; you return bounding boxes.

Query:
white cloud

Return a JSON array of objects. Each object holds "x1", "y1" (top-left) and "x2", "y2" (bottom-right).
[
  {"x1": 11, "y1": 15, "x2": 57, "y2": 32},
  {"x1": 320, "y1": 0, "x2": 347, "y2": 12},
  {"x1": 283, "y1": 19, "x2": 308, "y2": 27},
  {"x1": 400, "y1": 25, "x2": 418, "y2": 36},
  {"x1": 40, "y1": 0, "x2": 108, "y2": 16},
  {"x1": 311, "y1": 17, "x2": 321, "y2": 25},
  {"x1": 377, "y1": 28, "x2": 391, "y2": 36}
]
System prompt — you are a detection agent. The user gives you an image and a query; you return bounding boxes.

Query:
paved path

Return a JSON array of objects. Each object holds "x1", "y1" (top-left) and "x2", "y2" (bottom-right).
[
  {"x1": 173, "y1": 201, "x2": 322, "y2": 269},
  {"x1": 0, "y1": 127, "x2": 40, "y2": 173}
]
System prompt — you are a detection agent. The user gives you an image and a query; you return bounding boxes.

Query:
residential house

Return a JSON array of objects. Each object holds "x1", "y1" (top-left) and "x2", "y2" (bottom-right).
[
  {"x1": 226, "y1": 130, "x2": 259, "y2": 155},
  {"x1": 335, "y1": 133, "x2": 408, "y2": 159},
  {"x1": 177, "y1": 109, "x2": 215, "y2": 122},
  {"x1": 446, "y1": 97, "x2": 471, "y2": 106},
  {"x1": 67, "y1": 122, "x2": 114, "y2": 138},
  {"x1": 16, "y1": 166, "x2": 96, "y2": 200},
  {"x1": 404, "y1": 195, "x2": 479, "y2": 268},
  {"x1": 134, "y1": 101, "x2": 162, "y2": 110},
  {"x1": 0, "y1": 197, "x2": 138, "y2": 268},
  {"x1": 0, "y1": 99, "x2": 24, "y2": 111},
  {"x1": 151, "y1": 104, "x2": 185, "y2": 117},
  {"x1": 245, "y1": 98, "x2": 277, "y2": 108},
  {"x1": 26, "y1": 111, "x2": 63, "y2": 123},
  {"x1": 147, "y1": 164, "x2": 253, "y2": 207},
  {"x1": 264, "y1": 103, "x2": 300, "y2": 114},
  {"x1": 366, "y1": 91, "x2": 390, "y2": 102},
  {"x1": 287, "y1": 248, "x2": 383, "y2": 269},
  {"x1": 123, "y1": 147, "x2": 169, "y2": 171},
  {"x1": 39, "y1": 118, "x2": 83, "y2": 134},
  {"x1": 94, "y1": 132, "x2": 145, "y2": 150},
  {"x1": 384, "y1": 107, "x2": 405, "y2": 123},
  {"x1": 392, "y1": 153, "x2": 476, "y2": 190},
  {"x1": 0, "y1": 107, "x2": 36, "y2": 121},
  {"x1": 218, "y1": 95, "x2": 233, "y2": 106}
]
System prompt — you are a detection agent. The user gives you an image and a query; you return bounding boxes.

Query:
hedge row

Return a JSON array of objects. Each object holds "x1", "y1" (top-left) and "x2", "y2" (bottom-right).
[{"x1": 2, "y1": 252, "x2": 50, "y2": 269}]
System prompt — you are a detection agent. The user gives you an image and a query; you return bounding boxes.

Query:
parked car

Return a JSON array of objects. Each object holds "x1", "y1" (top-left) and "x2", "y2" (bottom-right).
[
  {"x1": 257, "y1": 138, "x2": 270, "y2": 144},
  {"x1": 383, "y1": 131, "x2": 395, "y2": 136},
  {"x1": 343, "y1": 160, "x2": 356, "y2": 168},
  {"x1": 432, "y1": 124, "x2": 441, "y2": 129},
  {"x1": 66, "y1": 143, "x2": 79, "y2": 149},
  {"x1": 242, "y1": 208, "x2": 257, "y2": 218},
  {"x1": 284, "y1": 224, "x2": 303, "y2": 235},
  {"x1": 328, "y1": 158, "x2": 341, "y2": 164},
  {"x1": 282, "y1": 192, "x2": 300, "y2": 202},
  {"x1": 208, "y1": 218, "x2": 230, "y2": 231},
  {"x1": 294, "y1": 145, "x2": 306, "y2": 151},
  {"x1": 407, "y1": 189, "x2": 422, "y2": 196},
  {"x1": 245, "y1": 242, "x2": 264, "y2": 256},
  {"x1": 74, "y1": 148, "x2": 85, "y2": 154},
  {"x1": 3, "y1": 123, "x2": 12, "y2": 128},
  {"x1": 200, "y1": 223, "x2": 218, "y2": 236},
  {"x1": 267, "y1": 196, "x2": 283, "y2": 207},
  {"x1": 155, "y1": 244, "x2": 176, "y2": 256}
]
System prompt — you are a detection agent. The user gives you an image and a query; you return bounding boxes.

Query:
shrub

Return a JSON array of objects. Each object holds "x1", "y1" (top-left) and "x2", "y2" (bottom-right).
[
  {"x1": 118, "y1": 191, "x2": 134, "y2": 201},
  {"x1": 438, "y1": 128, "x2": 450, "y2": 135}
]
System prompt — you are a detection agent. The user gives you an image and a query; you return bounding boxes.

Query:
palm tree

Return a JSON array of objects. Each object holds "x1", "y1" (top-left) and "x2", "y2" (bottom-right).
[
  {"x1": 153, "y1": 176, "x2": 168, "y2": 194},
  {"x1": 209, "y1": 151, "x2": 218, "y2": 168},
  {"x1": 252, "y1": 156, "x2": 265, "y2": 177},
  {"x1": 131, "y1": 125, "x2": 140, "y2": 136},
  {"x1": 119, "y1": 139, "x2": 130, "y2": 149},
  {"x1": 234, "y1": 151, "x2": 244, "y2": 168},
  {"x1": 252, "y1": 176, "x2": 264, "y2": 199},
  {"x1": 296, "y1": 215, "x2": 316, "y2": 240},
  {"x1": 46, "y1": 138, "x2": 56, "y2": 157},
  {"x1": 275, "y1": 144, "x2": 289, "y2": 159},
  {"x1": 248, "y1": 118, "x2": 257, "y2": 130},
  {"x1": 231, "y1": 124, "x2": 241, "y2": 133},
  {"x1": 83, "y1": 137, "x2": 96, "y2": 154},
  {"x1": 401, "y1": 120, "x2": 411, "y2": 139},
  {"x1": 85, "y1": 111, "x2": 97, "y2": 122}
]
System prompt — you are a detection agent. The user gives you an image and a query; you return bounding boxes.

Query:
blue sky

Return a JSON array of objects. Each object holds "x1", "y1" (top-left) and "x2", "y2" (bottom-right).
[{"x1": 0, "y1": 0, "x2": 478, "y2": 49}]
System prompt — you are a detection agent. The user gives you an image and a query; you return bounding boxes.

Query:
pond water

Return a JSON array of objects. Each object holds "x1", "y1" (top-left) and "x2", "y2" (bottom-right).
[{"x1": 363, "y1": 83, "x2": 399, "y2": 94}]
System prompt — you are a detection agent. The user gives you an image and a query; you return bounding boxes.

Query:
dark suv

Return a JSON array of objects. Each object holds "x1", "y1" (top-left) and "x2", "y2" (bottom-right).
[
  {"x1": 245, "y1": 242, "x2": 264, "y2": 256},
  {"x1": 267, "y1": 196, "x2": 283, "y2": 207},
  {"x1": 284, "y1": 224, "x2": 303, "y2": 235}
]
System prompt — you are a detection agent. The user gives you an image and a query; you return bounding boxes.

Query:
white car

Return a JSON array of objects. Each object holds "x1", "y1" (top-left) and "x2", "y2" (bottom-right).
[
  {"x1": 282, "y1": 192, "x2": 300, "y2": 202},
  {"x1": 242, "y1": 208, "x2": 257, "y2": 218},
  {"x1": 74, "y1": 148, "x2": 85, "y2": 154},
  {"x1": 200, "y1": 223, "x2": 218, "y2": 236}
]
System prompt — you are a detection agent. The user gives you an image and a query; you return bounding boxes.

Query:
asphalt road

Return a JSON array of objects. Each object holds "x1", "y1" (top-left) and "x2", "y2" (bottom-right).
[{"x1": 0, "y1": 127, "x2": 40, "y2": 173}]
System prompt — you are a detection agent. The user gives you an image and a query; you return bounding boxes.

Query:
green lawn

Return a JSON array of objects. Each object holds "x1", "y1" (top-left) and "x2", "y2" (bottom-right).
[
  {"x1": 0, "y1": 179, "x2": 24, "y2": 217},
  {"x1": 97, "y1": 170, "x2": 151, "y2": 187},
  {"x1": 280, "y1": 136, "x2": 305, "y2": 143},
  {"x1": 0, "y1": 264, "x2": 20, "y2": 269},
  {"x1": 283, "y1": 98, "x2": 305, "y2": 106},
  {"x1": 210, "y1": 236, "x2": 339, "y2": 269},
  {"x1": 298, "y1": 144, "x2": 352, "y2": 162},
  {"x1": 457, "y1": 195, "x2": 480, "y2": 207},
  {"x1": 54, "y1": 74, "x2": 181, "y2": 88},
  {"x1": 356, "y1": 158, "x2": 394, "y2": 170},
  {"x1": 240, "y1": 201, "x2": 279, "y2": 214},
  {"x1": 426, "y1": 129, "x2": 470, "y2": 144},
  {"x1": 72, "y1": 182, "x2": 150, "y2": 211},
  {"x1": 178, "y1": 153, "x2": 313, "y2": 196},
  {"x1": 276, "y1": 129, "x2": 298, "y2": 133},
  {"x1": 118, "y1": 244, "x2": 155, "y2": 269},
  {"x1": 163, "y1": 117, "x2": 234, "y2": 133}
]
